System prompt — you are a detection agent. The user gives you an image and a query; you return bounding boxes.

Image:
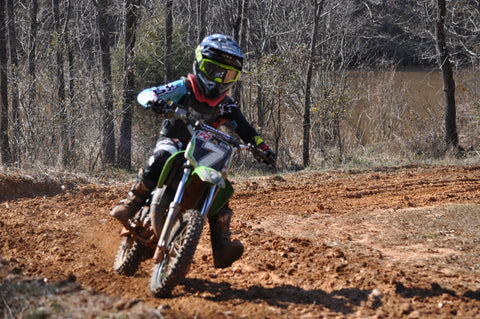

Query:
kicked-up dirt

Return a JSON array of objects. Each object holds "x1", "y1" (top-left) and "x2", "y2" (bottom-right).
[{"x1": 1, "y1": 164, "x2": 480, "y2": 318}]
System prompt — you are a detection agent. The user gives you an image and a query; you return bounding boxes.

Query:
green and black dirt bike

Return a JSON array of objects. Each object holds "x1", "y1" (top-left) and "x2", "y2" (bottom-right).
[{"x1": 112, "y1": 99, "x2": 275, "y2": 298}]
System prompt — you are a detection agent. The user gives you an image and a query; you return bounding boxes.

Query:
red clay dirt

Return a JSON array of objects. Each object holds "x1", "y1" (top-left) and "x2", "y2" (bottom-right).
[{"x1": 1, "y1": 165, "x2": 480, "y2": 318}]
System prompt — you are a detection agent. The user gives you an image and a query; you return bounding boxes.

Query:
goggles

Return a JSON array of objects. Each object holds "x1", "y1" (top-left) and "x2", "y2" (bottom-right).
[{"x1": 198, "y1": 59, "x2": 241, "y2": 84}]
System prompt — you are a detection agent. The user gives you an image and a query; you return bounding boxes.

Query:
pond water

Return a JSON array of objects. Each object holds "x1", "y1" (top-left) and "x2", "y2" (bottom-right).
[{"x1": 344, "y1": 67, "x2": 480, "y2": 148}]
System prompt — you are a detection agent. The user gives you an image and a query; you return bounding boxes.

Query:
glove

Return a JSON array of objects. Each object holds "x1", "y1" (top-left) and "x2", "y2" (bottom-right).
[
  {"x1": 148, "y1": 99, "x2": 169, "y2": 114},
  {"x1": 257, "y1": 142, "x2": 276, "y2": 165}
]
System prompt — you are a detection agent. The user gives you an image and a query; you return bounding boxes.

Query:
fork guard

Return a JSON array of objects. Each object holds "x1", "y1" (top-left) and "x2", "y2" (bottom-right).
[{"x1": 192, "y1": 167, "x2": 234, "y2": 217}]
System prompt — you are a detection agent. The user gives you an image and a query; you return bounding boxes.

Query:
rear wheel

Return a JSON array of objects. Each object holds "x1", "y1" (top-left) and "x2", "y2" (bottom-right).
[
  {"x1": 149, "y1": 209, "x2": 204, "y2": 298},
  {"x1": 113, "y1": 237, "x2": 146, "y2": 276}
]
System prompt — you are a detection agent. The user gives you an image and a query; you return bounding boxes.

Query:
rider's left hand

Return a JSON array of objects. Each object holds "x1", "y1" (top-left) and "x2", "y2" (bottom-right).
[{"x1": 258, "y1": 142, "x2": 276, "y2": 165}]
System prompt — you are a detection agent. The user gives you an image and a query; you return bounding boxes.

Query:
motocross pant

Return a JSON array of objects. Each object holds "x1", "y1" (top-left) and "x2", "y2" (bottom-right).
[{"x1": 140, "y1": 137, "x2": 183, "y2": 190}]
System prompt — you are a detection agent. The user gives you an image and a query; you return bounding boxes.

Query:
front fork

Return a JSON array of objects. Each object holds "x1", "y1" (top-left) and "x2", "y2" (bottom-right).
[{"x1": 152, "y1": 164, "x2": 219, "y2": 263}]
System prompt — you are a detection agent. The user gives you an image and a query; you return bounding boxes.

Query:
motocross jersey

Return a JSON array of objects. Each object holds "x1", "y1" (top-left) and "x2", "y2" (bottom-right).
[{"x1": 140, "y1": 74, "x2": 264, "y2": 147}]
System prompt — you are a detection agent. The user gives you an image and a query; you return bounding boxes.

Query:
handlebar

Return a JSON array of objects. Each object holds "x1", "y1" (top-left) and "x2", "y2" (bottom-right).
[
  {"x1": 247, "y1": 144, "x2": 277, "y2": 168},
  {"x1": 149, "y1": 100, "x2": 277, "y2": 168},
  {"x1": 160, "y1": 103, "x2": 236, "y2": 144}
]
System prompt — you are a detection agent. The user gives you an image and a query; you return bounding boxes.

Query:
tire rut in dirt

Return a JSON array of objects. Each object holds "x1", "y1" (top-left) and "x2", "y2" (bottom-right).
[{"x1": 149, "y1": 209, "x2": 204, "y2": 298}]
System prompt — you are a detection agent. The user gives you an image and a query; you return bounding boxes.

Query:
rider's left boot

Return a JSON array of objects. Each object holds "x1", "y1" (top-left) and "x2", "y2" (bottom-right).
[{"x1": 208, "y1": 205, "x2": 244, "y2": 268}]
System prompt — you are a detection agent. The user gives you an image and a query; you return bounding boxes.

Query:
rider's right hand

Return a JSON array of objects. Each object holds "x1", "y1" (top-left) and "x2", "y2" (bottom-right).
[{"x1": 149, "y1": 99, "x2": 169, "y2": 114}]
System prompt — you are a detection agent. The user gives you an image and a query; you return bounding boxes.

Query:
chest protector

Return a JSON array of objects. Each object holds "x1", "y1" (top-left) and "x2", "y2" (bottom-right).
[{"x1": 160, "y1": 79, "x2": 229, "y2": 141}]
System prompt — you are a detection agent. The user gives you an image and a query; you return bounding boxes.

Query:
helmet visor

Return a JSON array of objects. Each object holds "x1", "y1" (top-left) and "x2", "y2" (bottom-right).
[{"x1": 199, "y1": 59, "x2": 241, "y2": 84}]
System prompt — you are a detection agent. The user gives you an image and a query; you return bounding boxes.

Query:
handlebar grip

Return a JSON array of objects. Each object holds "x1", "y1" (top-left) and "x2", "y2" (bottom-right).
[
  {"x1": 250, "y1": 146, "x2": 277, "y2": 168},
  {"x1": 148, "y1": 99, "x2": 169, "y2": 114}
]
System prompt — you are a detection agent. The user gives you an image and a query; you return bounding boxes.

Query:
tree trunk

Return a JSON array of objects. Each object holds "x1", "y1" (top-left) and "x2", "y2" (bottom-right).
[
  {"x1": 27, "y1": 0, "x2": 37, "y2": 106},
  {"x1": 256, "y1": 82, "x2": 264, "y2": 127},
  {"x1": 435, "y1": 0, "x2": 458, "y2": 150},
  {"x1": 0, "y1": 0, "x2": 11, "y2": 165},
  {"x1": 165, "y1": 0, "x2": 173, "y2": 83},
  {"x1": 196, "y1": 0, "x2": 206, "y2": 43},
  {"x1": 96, "y1": 0, "x2": 116, "y2": 166},
  {"x1": 117, "y1": 0, "x2": 139, "y2": 170},
  {"x1": 232, "y1": 0, "x2": 249, "y2": 108},
  {"x1": 7, "y1": 0, "x2": 20, "y2": 165},
  {"x1": 164, "y1": 0, "x2": 173, "y2": 82},
  {"x1": 53, "y1": 0, "x2": 68, "y2": 167},
  {"x1": 24, "y1": 0, "x2": 38, "y2": 162},
  {"x1": 64, "y1": 0, "x2": 76, "y2": 166},
  {"x1": 240, "y1": 0, "x2": 248, "y2": 49},
  {"x1": 303, "y1": 0, "x2": 323, "y2": 167},
  {"x1": 233, "y1": 0, "x2": 242, "y2": 41}
]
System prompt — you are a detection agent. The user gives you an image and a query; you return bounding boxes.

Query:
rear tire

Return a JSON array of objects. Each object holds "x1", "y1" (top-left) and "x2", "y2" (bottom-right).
[
  {"x1": 113, "y1": 237, "x2": 145, "y2": 276},
  {"x1": 149, "y1": 209, "x2": 204, "y2": 298}
]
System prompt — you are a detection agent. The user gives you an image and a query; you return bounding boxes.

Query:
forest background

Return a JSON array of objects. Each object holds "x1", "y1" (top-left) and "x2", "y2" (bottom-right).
[{"x1": 1, "y1": 0, "x2": 480, "y2": 176}]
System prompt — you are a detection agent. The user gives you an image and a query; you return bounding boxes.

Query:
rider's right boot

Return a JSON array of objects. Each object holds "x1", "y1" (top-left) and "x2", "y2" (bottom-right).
[{"x1": 110, "y1": 179, "x2": 151, "y2": 224}]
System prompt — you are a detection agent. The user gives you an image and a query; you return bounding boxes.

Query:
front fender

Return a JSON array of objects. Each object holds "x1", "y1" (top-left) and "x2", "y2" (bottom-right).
[
  {"x1": 192, "y1": 166, "x2": 225, "y2": 188},
  {"x1": 191, "y1": 166, "x2": 234, "y2": 217}
]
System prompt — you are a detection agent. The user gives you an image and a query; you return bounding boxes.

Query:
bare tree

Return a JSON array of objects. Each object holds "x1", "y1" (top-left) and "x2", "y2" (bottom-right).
[
  {"x1": 231, "y1": 0, "x2": 249, "y2": 109},
  {"x1": 303, "y1": 0, "x2": 324, "y2": 167},
  {"x1": 118, "y1": 0, "x2": 140, "y2": 170},
  {"x1": 164, "y1": 0, "x2": 173, "y2": 82},
  {"x1": 95, "y1": 0, "x2": 116, "y2": 166},
  {"x1": 27, "y1": 0, "x2": 38, "y2": 105},
  {"x1": 435, "y1": 0, "x2": 458, "y2": 150},
  {"x1": 196, "y1": 0, "x2": 206, "y2": 43},
  {"x1": 0, "y1": 0, "x2": 11, "y2": 165},
  {"x1": 64, "y1": 0, "x2": 77, "y2": 165},
  {"x1": 7, "y1": 0, "x2": 20, "y2": 164},
  {"x1": 52, "y1": 0, "x2": 69, "y2": 167}
]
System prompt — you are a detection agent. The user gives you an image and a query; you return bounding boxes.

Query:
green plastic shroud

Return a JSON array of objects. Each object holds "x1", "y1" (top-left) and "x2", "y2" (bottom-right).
[{"x1": 157, "y1": 151, "x2": 234, "y2": 217}]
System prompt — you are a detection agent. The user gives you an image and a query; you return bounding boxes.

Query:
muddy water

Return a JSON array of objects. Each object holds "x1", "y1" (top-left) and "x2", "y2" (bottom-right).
[
  {"x1": 350, "y1": 68, "x2": 444, "y2": 108},
  {"x1": 391, "y1": 68, "x2": 444, "y2": 107},
  {"x1": 352, "y1": 68, "x2": 479, "y2": 109},
  {"x1": 344, "y1": 67, "x2": 480, "y2": 147}
]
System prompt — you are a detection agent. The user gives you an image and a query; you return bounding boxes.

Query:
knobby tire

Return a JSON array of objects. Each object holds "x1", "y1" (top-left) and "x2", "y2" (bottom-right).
[
  {"x1": 149, "y1": 209, "x2": 204, "y2": 298},
  {"x1": 113, "y1": 236, "x2": 145, "y2": 276}
]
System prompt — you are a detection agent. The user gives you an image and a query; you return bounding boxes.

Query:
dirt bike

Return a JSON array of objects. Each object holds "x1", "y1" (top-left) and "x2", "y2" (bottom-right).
[{"x1": 112, "y1": 96, "x2": 275, "y2": 298}]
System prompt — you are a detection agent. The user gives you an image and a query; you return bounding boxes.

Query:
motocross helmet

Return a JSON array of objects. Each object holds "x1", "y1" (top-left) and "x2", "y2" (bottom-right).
[{"x1": 193, "y1": 34, "x2": 244, "y2": 98}]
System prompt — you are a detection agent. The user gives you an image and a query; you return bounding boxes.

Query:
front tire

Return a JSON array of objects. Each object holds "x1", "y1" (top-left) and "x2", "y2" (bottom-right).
[{"x1": 149, "y1": 209, "x2": 204, "y2": 298}]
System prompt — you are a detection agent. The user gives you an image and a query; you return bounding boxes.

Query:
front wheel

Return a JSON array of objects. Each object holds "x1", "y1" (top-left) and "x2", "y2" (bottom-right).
[{"x1": 149, "y1": 209, "x2": 204, "y2": 298}]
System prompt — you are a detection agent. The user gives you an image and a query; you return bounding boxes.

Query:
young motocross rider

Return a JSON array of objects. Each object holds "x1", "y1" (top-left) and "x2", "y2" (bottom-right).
[{"x1": 110, "y1": 34, "x2": 276, "y2": 268}]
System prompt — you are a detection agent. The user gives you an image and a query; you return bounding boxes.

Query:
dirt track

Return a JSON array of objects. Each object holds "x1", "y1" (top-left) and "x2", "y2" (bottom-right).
[{"x1": 2, "y1": 165, "x2": 480, "y2": 318}]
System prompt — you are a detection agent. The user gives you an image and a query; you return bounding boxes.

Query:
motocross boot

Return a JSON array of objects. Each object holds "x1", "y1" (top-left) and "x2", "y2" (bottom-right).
[
  {"x1": 110, "y1": 179, "x2": 151, "y2": 224},
  {"x1": 208, "y1": 206, "x2": 244, "y2": 268}
]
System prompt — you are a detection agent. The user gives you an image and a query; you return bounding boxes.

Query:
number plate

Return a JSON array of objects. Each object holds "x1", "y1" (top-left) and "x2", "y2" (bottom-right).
[{"x1": 185, "y1": 131, "x2": 233, "y2": 171}]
